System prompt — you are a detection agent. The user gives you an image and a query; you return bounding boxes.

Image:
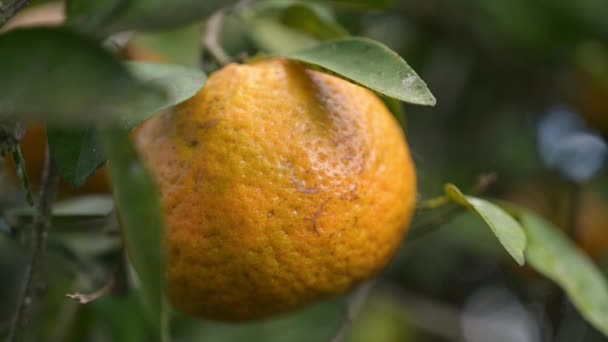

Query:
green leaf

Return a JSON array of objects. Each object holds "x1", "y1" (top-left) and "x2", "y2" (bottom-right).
[
  {"x1": 5, "y1": 195, "x2": 114, "y2": 230},
  {"x1": 246, "y1": 1, "x2": 346, "y2": 55},
  {"x1": 247, "y1": 17, "x2": 320, "y2": 55},
  {"x1": 284, "y1": 37, "x2": 436, "y2": 106},
  {"x1": 518, "y1": 210, "x2": 608, "y2": 336},
  {"x1": 329, "y1": 0, "x2": 394, "y2": 9},
  {"x1": 0, "y1": 27, "x2": 164, "y2": 124},
  {"x1": 11, "y1": 147, "x2": 34, "y2": 206},
  {"x1": 123, "y1": 62, "x2": 207, "y2": 127},
  {"x1": 129, "y1": 22, "x2": 204, "y2": 67},
  {"x1": 94, "y1": 0, "x2": 233, "y2": 35},
  {"x1": 100, "y1": 126, "x2": 169, "y2": 338},
  {"x1": 444, "y1": 184, "x2": 526, "y2": 265},
  {"x1": 65, "y1": 0, "x2": 126, "y2": 34},
  {"x1": 47, "y1": 62, "x2": 206, "y2": 188},
  {"x1": 279, "y1": 2, "x2": 348, "y2": 40},
  {"x1": 47, "y1": 127, "x2": 104, "y2": 188}
]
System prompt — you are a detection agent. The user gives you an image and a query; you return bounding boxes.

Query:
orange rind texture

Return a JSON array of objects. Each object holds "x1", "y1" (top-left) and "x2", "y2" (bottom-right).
[{"x1": 135, "y1": 58, "x2": 417, "y2": 321}]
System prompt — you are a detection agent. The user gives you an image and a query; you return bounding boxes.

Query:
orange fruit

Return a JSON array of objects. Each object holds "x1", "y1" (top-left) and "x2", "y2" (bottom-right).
[
  {"x1": 4, "y1": 123, "x2": 110, "y2": 197},
  {"x1": 134, "y1": 58, "x2": 416, "y2": 321}
]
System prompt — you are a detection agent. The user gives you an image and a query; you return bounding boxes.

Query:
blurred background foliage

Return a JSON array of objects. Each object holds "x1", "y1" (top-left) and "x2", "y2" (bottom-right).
[{"x1": 1, "y1": 0, "x2": 608, "y2": 341}]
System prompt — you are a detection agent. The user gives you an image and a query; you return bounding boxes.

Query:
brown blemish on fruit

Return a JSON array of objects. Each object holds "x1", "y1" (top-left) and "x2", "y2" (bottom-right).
[
  {"x1": 305, "y1": 197, "x2": 331, "y2": 234},
  {"x1": 198, "y1": 119, "x2": 220, "y2": 129}
]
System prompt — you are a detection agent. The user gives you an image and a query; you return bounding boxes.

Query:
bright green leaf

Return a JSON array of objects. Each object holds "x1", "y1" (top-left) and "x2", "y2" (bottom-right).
[
  {"x1": 519, "y1": 210, "x2": 608, "y2": 336},
  {"x1": 100, "y1": 126, "x2": 169, "y2": 338},
  {"x1": 444, "y1": 184, "x2": 526, "y2": 265},
  {"x1": 464, "y1": 196, "x2": 526, "y2": 265},
  {"x1": 284, "y1": 37, "x2": 436, "y2": 106},
  {"x1": 0, "y1": 27, "x2": 164, "y2": 124}
]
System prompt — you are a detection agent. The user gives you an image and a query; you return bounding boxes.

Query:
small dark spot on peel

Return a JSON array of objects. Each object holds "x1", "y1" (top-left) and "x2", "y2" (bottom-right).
[{"x1": 198, "y1": 119, "x2": 220, "y2": 129}]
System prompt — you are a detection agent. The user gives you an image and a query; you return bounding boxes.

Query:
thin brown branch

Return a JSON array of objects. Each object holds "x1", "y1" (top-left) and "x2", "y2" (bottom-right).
[
  {"x1": 203, "y1": 9, "x2": 232, "y2": 66},
  {"x1": 330, "y1": 281, "x2": 375, "y2": 342},
  {"x1": 0, "y1": 0, "x2": 31, "y2": 28},
  {"x1": 6, "y1": 147, "x2": 59, "y2": 342}
]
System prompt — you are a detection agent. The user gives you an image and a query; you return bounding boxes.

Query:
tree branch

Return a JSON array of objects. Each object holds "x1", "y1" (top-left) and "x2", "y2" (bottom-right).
[
  {"x1": 0, "y1": 0, "x2": 32, "y2": 28},
  {"x1": 6, "y1": 146, "x2": 59, "y2": 342},
  {"x1": 203, "y1": 9, "x2": 232, "y2": 66}
]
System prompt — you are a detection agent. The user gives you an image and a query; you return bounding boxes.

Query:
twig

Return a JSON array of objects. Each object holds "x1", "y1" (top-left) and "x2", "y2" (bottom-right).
[
  {"x1": 0, "y1": 0, "x2": 31, "y2": 28},
  {"x1": 410, "y1": 172, "x2": 498, "y2": 241},
  {"x1": 330, "y1": 281, "x2": 375, "y2": 342},
  {"x1": 6, "y1": 147, "x2": 59, "y2": 342},
  {"x1": 66, "y1": 276, "x2": 115, "y2": 304},
  {"x1": 471, "y1": 172, "x2": 498, "y2": 194},
  {"x1": 203, "y1": 10, "x2": 232, "y2": 66}
]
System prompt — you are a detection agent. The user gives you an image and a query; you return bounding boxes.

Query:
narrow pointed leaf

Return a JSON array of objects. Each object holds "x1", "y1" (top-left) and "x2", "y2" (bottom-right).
[
  {"x1": 519, "y1": 210, "x2": 608, "y2": 337},
  {"x1": 100, "y1": 126, "x2": 168, "y2": 337},
  {"x1": 284, "y1": 37, "x2": 436, "y2": 106},
  {"x1": 445, "y1": 184, "x2": 526, "y2": 265}
]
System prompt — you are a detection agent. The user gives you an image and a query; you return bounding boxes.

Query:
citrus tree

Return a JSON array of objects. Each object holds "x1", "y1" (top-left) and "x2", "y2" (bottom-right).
[{"x1": 1, "y1": 0, "x2": 608, "y2": 341}]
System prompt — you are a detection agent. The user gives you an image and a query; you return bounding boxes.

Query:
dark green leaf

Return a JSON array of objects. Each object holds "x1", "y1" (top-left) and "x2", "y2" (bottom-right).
[
  {"x1": 284, "y1": 37, "x2": 436, "y2": 106},
  {"x1": 98, "y1": 0, "x2": 234, "y2": 35},
  {"x1": 518, "y1": 210, "x2": 608, "y2": 336},
  {"x1": 329, "y1": 0, "x2": 394, "y2": 9},
  {"x1": 65, "y1": 0, "x2": 126, "y2": 34},
  {"x1": 47, "y1": 62, "x2": 206, "y2": 188},
  {"x1": 123, "y1": 62, "x2": 207, "y2": 127},
  {"x1": 444, "y1": 184, "x2": 526, "y2": 265},
  {"x1": 47, "y1": 127, "x2": 104, "y2": 188},
  {"x1": 100, "y1": 126, "x2": 169, "y2": 337},
  {"x1": 11, "y1": 147, "x2": 34, "y2": 206},
  {"x1": 0, "y1": 27, "x2": 165, "y2": 124}
]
